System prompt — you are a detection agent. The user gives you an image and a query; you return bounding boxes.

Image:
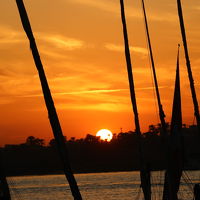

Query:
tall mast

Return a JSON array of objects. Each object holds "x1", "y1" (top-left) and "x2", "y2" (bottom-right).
[
  {"x1": 15, "y1": 1, "x2": 82, "y2": 199},
  {"x1": 177, "y1": 0, "x2": 200, "y2": 134},
  {"x1": 0, "y1": 151, "x2": 11, "y2": 200},
  {"x1": 141, "y1": 0, "x2": 167, "y2": 136},
  {"x1": 119, "y1": 1, "x2": 151, "y2": 200}
]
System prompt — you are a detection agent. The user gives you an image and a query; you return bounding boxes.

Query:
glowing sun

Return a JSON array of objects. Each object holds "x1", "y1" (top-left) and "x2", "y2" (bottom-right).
[{"x1": 96, "y1": 129, "x2": 113, "y2": 142}]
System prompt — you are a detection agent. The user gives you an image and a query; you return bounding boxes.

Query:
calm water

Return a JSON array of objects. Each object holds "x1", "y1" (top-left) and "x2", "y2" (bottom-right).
[{"x1": 7, "y1": 171, "x2": 200, "y2": 200}]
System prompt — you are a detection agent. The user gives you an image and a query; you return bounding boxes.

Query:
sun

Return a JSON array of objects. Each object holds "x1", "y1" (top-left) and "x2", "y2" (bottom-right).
[{"x1": 96, "y1": 129, "x2": 113, "y2": 142}]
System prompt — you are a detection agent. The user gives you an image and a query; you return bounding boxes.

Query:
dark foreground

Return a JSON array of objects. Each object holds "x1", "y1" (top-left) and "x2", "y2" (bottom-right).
[{"x1": 2, "y1": 126, "x2": 200, "y2": 176}]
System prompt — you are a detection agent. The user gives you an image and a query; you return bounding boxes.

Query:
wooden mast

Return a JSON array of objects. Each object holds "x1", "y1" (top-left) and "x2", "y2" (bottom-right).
[
  {"x1": 119, "y1": 1, "x2": 151, "y2": 200},
  {"x1": 141, "y1": 0, "x2": 167, "y2": 136},
  {"x1": 0, "y1": 151, "x2": 11, "y2": 200},
  {"x1": 177, "y1": 0, "x2": 200, "y2": 134},
  {"x1": 15, "y1": 1, "x2": 82, "y2": 199}
]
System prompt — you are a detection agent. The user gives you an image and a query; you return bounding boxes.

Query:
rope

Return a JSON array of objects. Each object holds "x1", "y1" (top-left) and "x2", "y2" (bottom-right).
[
  {"x1": 151, "y1": 172, "x2": 156, "y2": 200},
  {"x1": 182, "y1": 171, "x2": 194, "y2": 192},
  {"x1": 7, "y1": 177, "x2": 23, "y2": 200},
  {"x1": 159, "y1": 170, "x2": 163, "y2": 198},
  {"x1": 156, "y1": 171, "x2": 162, "y2": 200},
  {"x1": 140, "y1": 0, "x2": 160, "y2": 125},
  {"x1": 193, "y1": 115, "x2": 196, "y2": 125},
  {"x1": 134, "y1": 185, "x2": 142, "y2": 200},
  {"x1": 180, "y1": 171, "x2": 194, "y2": 199}
]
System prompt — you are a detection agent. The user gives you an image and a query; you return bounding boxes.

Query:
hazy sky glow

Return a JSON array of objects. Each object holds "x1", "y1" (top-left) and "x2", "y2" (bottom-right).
[{"x1": 0, "y1": 0, "x2": 200, "y2": 145}]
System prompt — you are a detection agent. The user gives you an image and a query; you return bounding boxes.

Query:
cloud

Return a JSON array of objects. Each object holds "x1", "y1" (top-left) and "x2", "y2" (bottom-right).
[
  {"x1": 16, "y1": 85, "x2": 169, "y2": 99},
  {"x1": 68, "y1": 0, "x2": 176, "y2": 22},
  {"x1": 0, "y1": 68, "x2": 11, "y2": 77},
  {"x1": 57, "y1": 102, "x2": 127, "y2": 112},
  {"x1": 0, "y1": 26, "x2": 24, "y2": 44},
  {"x1": 68, "y1": 0, "x2": 121, "y2": 15},
  {"x1": 105, "y1": 43, "x2": 148, "y2": 55},
  {"x1": 137, "y1": 86, "x2": 168, "y2": 91},
  {"x1": 58, "y1": 88, "x2": 127, "y2": 95},
  {"x1": 194, "y1": 6, "x2": 200, "y2": 11},
  {"x1": 16, "y1": 88, "x2": 128, "y2": 98},
  {"x1": 67, "y1": 0, "x2": 145, "y2": 19},
  {"x1": 0, "y1": 98, "x2": 15, "y2": 105},
  {"x1": 40, "y1": 34, "x2": 85, "y2": 50},
  {"x1": 0, "y1": 26, "x2": 86, "y2": 51},
  {"x1": 39, "y1": 47, "x2": 68, "y2": 59}
]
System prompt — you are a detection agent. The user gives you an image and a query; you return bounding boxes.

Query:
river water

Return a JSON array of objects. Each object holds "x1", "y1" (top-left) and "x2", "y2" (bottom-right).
[{"x1": 7, "y1": 171, "x2": 200, "y2": 200}]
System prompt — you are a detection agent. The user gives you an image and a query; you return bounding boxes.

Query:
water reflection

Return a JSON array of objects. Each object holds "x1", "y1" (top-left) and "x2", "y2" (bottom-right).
[{"x1": 7, "y1": 171, "x2": 200, "y2": 200}]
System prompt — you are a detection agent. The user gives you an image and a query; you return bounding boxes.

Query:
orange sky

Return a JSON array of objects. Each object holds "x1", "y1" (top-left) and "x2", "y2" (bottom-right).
[{"x1": 0, "y1": 0, "x2": 200, "y2": 146}]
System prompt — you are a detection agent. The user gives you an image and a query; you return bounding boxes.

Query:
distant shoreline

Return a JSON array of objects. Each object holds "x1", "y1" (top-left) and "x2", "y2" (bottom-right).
[{"x1": 3, "y1": 127, "x2": 200, "y2": 178}]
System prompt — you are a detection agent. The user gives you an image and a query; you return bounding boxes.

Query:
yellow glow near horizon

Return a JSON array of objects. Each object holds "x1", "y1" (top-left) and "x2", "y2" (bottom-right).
[{"x1": 96, "y1": 129, "x2": 113, "y2": 142}]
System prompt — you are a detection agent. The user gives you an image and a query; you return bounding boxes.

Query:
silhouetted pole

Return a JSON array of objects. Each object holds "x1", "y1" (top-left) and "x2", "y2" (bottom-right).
[
  {"x1": 163, "y1": 45, "x2": 183, "y2": 200},
  {"x1": 15, "y1": 1, "x2": 82, "y2": 199},
  {"x1": 0, "y1": 151, "x2": 11, "y2": 200},
  {"x1": 119, "y1": 1, "x2": 151, "y2": 199},
  {"x1": 177, "y1": 0, "x2": 200, "y2": 135},
  {"x1": 141, "y1": 0, "x2": 167, "y2": 136}
]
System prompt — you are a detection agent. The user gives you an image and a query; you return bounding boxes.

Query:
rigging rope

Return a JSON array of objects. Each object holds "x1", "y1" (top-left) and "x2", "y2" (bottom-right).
[
  {"x1": 155, "y1": 172, "x2": 161, "y2": 200},
  {"x1": 140, "y1": 0, "x2": 160, "y2": 126},
  {"x1": 178, "y1": 171, "x2": 194, "y2": 200},
  {"x1": 140, "y1": 1, "x2": 167, "y2": 198},
  {"x1": 134, "y1": 185, "x2": 142, "y2": 200},
  {"x1": 182, "y1": 171, "x2": 194, "y2": 192},
  {"x1": 7, "y1": 178, "x2": 23, "y2": 200},
  {"x1": 193, "y1": 115, "x2": 196, "y2": 126},
  {"x1": 159, "y1": 171, "x2": 163, "y2": 198}
]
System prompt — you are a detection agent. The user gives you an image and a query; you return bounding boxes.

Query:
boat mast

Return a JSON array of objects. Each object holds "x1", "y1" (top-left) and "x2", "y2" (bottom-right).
[
  {"x1": 141, "y1": 0, "x2": 167, "y2": 136},
  {"x1": 15, "y1": 1, "x2": 82, "y2": 199},
  {"x1": 119, "y1": 1, "x2": 151, "y2": 200},
  {"x1": 0, "y1": 151, "x2": 11, "y2": 200},
  {"x1": 177, "y1": 0, "x2": 200, "y2": 134}
]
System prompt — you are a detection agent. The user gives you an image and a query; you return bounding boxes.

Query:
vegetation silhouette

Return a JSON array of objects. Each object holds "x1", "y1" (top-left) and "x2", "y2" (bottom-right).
[{"x1": 1, "y1": 124, "x2": 200, "y2": 177}]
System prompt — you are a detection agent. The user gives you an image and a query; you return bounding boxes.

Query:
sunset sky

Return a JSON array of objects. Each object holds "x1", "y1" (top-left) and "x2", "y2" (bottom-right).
[{"x1": 0, "y1": 0, "x2": 200, "y2": 146}]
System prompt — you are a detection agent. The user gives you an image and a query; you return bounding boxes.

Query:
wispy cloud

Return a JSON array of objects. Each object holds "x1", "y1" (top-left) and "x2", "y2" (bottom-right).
[
  {"x1": 17, "y1": 88, "x2": 128, "y2": 98},
  {"x1": 0, "y1": 26, "x2": 86, "y2": 50},
  {"x1": 17, "y1": 85, "x2": 169, "y2": 98},
  {"x1": 67, "y1": 0, "x2": 143, "y2": 19},
  {"x1": 0, "y1": 98, "x2": 15, "y2": 105},
  {"x1": 58, "y1": 103, "x2": 127, "y2": 112},
  {"x1": 68, "y1": 0, "x2": 176, "y2": 22},
  {"x1": 0, "y1": 68, "x2": 12, "y2": 77},
  {"x1": 137, "y1": 86, "x2": 168, "y2": 90},
  {"x1": 68, "y1": 0, "x2": 121, "y2": 15},
  {"x1": 194, "y1": 6, "x2": 200, "y2": 11},
  {"x1": 105, "y1": 43, "x2": 148, "y2": 55},
  {"x1": 40, "y1": 34, "x2": 85, "y2": 50},
  {"x1": 39, "y1": 47, "x2": 69, "y2": 59},
  {"x1": 58, "y1": 88, "x2": 127, "y2": 95},
  {"x1": 0, "y1": 26, "x2": 24, "y2": 44}
]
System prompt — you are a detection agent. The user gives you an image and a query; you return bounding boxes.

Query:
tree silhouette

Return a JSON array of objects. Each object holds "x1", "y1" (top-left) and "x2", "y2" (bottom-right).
[
  {"x1": 26, "y1": 136, "x2": 45, "y2": 146},
  {"x1": 49, "y1": 136, "x2": 67, "y2": 147},
  {"x1": 84, "y1": 134, "x2": 100, "y2": 144}
]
